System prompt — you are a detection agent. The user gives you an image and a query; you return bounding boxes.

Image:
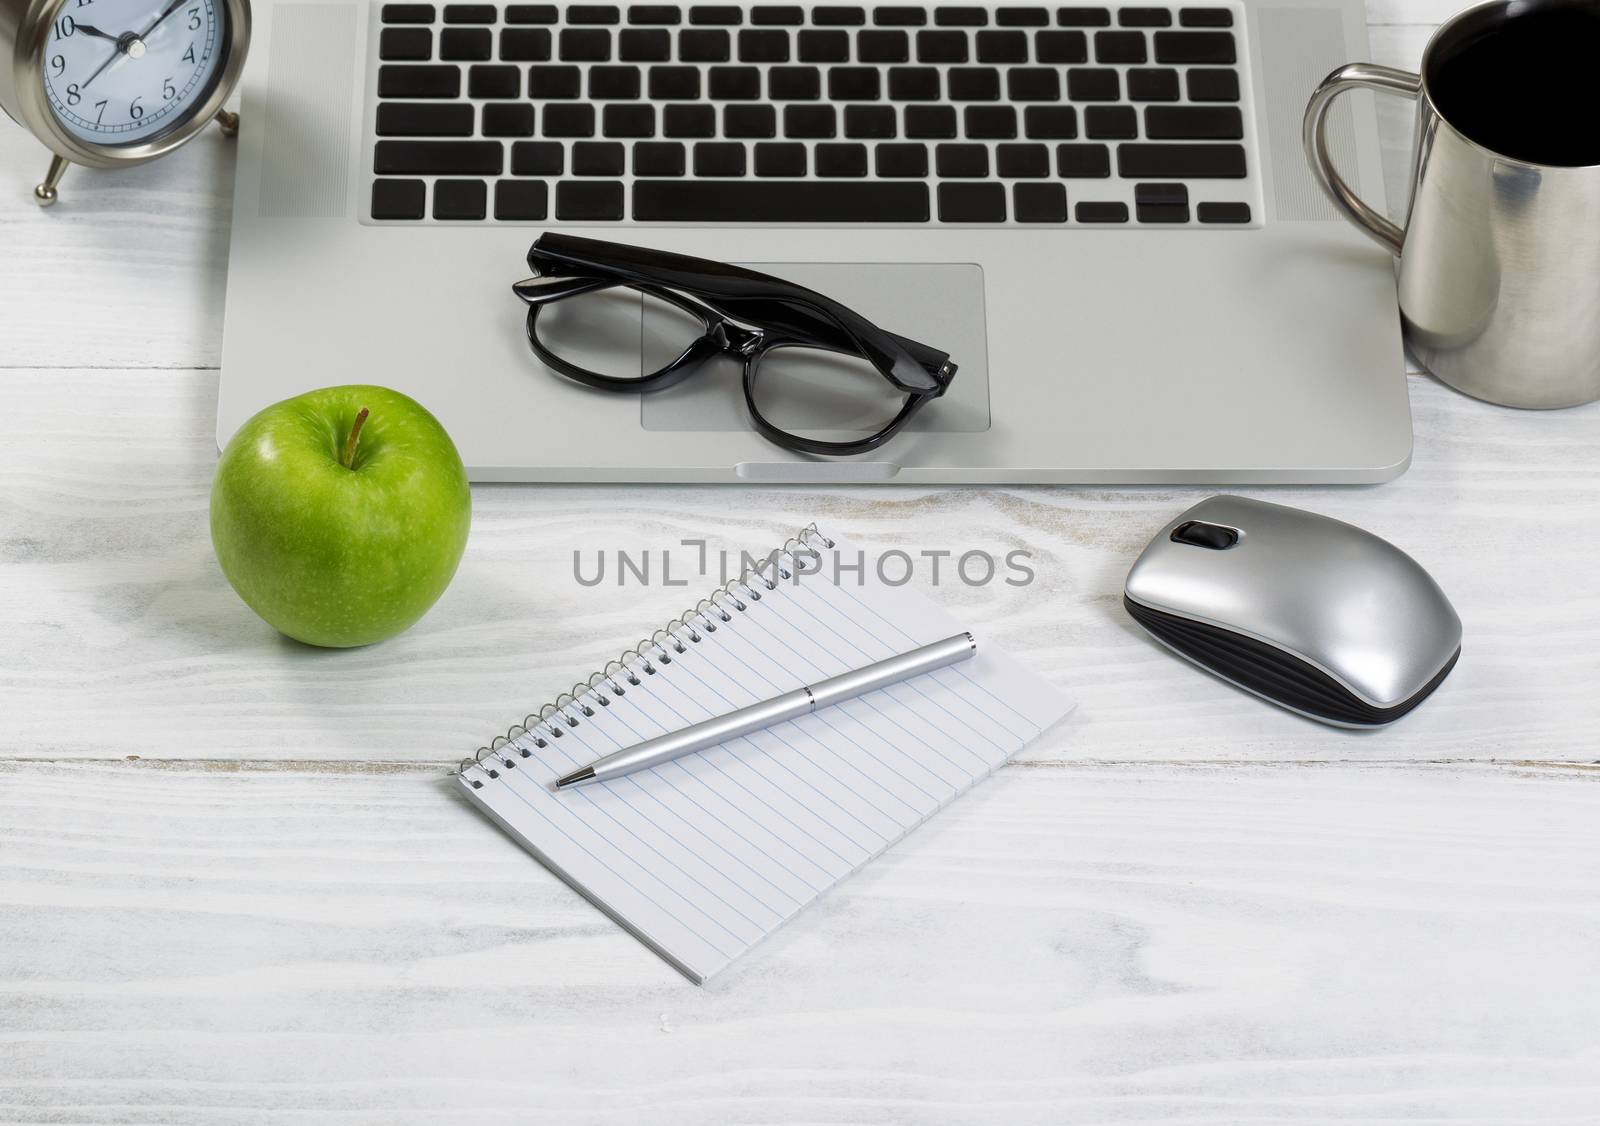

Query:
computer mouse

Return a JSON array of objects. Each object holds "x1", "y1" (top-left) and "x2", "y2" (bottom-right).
[{"x1": 1123, "y1": 496, "x2": 1462, "y2": 727}]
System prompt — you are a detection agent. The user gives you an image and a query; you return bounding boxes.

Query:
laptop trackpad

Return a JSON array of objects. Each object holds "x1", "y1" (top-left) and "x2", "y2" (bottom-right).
[{"x1": 640, "y1": 262, "x2": 991, "y2": 434}]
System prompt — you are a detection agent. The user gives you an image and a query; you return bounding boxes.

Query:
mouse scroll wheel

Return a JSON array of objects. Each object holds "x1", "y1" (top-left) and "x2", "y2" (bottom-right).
[{"x1": 1170, "y1": 521, "x2": 1240, "y2": 550}]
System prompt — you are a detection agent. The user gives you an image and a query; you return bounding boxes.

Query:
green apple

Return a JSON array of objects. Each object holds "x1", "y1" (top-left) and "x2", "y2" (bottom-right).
[{"x1": 210, "y1": 385, "x2": 471, "y2": 648}]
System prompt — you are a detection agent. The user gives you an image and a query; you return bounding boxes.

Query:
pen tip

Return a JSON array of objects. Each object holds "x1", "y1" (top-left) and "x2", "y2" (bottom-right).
[{"x1": 554, "y1": 765, "x2": 596, "y2": 789}]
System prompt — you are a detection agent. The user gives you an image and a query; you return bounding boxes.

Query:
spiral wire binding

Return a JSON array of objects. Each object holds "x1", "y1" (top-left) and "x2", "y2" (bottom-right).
[{"x1": 456, "y1": 524, "x2": 837, "y2": 785}]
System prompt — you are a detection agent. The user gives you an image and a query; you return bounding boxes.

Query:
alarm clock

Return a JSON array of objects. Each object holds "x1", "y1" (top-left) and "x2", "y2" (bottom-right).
[{"x1": 0, "y1": 0, "x2": 250, "y2": 204}]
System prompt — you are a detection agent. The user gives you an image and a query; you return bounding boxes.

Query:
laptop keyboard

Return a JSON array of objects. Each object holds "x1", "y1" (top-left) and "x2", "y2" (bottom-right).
[{"x1": 365, "y1": 2, "x2": 1260, "y2": 226}]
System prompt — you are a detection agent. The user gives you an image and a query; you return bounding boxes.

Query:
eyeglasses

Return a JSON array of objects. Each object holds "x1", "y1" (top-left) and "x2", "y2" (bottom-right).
[{"x1": 513, "y1": 234, "x2": 958, "y2": 457}]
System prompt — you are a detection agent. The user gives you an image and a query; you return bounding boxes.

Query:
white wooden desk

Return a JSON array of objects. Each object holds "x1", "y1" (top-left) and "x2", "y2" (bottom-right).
[{"x1": 3, "y1": 3, "x2": 1599, "y2": 1121}]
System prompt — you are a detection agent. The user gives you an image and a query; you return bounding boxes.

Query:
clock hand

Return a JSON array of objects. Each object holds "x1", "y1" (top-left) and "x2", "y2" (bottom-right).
[
  {"x1": 137, "y1": 0, "x2": 189, "y2": 40},
  {"x1": 68, "y1": 23, "x2": 121, "y2": 42},
  {"x1": 80, "y1": 46, "x2": 125, "y2": 90}
]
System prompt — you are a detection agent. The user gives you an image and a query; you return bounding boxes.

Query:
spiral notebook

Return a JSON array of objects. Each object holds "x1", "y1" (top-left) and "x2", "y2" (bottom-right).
[{"x1": 455, "y1": 526, "x2": 1075, "y2": 983}]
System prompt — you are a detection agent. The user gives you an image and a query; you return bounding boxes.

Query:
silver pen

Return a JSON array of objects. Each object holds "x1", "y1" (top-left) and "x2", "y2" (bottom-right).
[{"x1": 554, "y1": 632, "x2": 978, "y2": 789}]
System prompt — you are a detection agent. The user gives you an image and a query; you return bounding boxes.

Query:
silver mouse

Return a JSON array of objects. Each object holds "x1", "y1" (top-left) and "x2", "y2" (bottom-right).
[{"x1": 1124, "y1": 496, "x2": 1462, "y2": 727}]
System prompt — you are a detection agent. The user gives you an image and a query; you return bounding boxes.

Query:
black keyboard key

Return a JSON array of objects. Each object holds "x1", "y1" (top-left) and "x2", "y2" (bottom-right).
[
  {"x1": 708, "y1": 66, "x2": 761, "y2": 99},
  {"x1": 481, "y1": 102, "x2": 535, "y2": 136},
  {"x1": 543, "y1": 103, "x2": 598, "y2": 136},
  {"x1": 560, "y1": 28, "x2": 613, "y2": 59},
  {"x1": 1186, "y1": 67, "x2": 1239, "y2": 101},
  {"x1": 556, "y1": 180, "x2": 623, "y2": 220},
  {"x1": 441, "y1": 27, "x2": 491, "y2": 59},
  {"x1": 1023, "y1": 104, "x2": 1076, "y2": 138},
  {"x1": 1154, "y1": 30, "x2": 1234, "y2": 63},
  {"x1": 1135, "y1": 181, "x2": 1189, "y2": 222},
  {"x1": 378, "y1": 65, "x2": 461, "y2": 98},
  {"x1": 876, "y1": 142, "x2": 928, "y2": 176},
  {"x1": 770, "y1": 66, "x2": 821, "y2": 100},
  {"x1": 814, "y1": 6, "x2": 867, "y2": 25},
  {"x1": 374, "y1": 139, "x2": 502, "y2": 174},
  {"x1": 799, "y1": 29, "x2": 851, "y2": 61},
  {"x1": 679, "y1": 28, "x2": 731, "y2": 59},
  {"x1": 939, "y1": 182, "x2": 1005, "y2": 221},
  {"x1": 996, "y1": 141, "x2": 1049, "y2": 177},
  {"x1": 873, "y1": 5, "x2": 926, "y2": 25},
  {"x1": 506, "y1": 4, "x2": 559, "y2": 22},
  {"x1": 739, "y1": 29, "x2": 791, "y2": 61},
  {"x1": 664, "y1": 103, "x2": 716, "y2": 136},
  {"x1": 371, "y1": 178, "x2": 425, "y2": 219},
  {"x1": 377, "y1": 102, "x2": 474, "y2": 136},
  {"x1": 619, "y1": 27, "x2": 672, "y2": 59},
  {"x1": 628, "y1": 5, "x2": 683, "y2": 24},
  {"x1": 752, "y1": 5, "x2": 803, "y2": 24},
  {"x1": 1035, "y1": 29, "x2": 1087, "y2": 61},
  {"x1": 1067, "y1": 67, "x2": 1119, "y2": 100},
  {"x1": 859, "y1": 30, "x2": 910, "y2": 62},
  {"x1": 694, "y1": 141, "x2": 746, "y2": 176},
  {"x1": 588, "y1": 64, "x2": 641, "y2": 98},
  {"x1": 500, "y1": 27, "x2": 552, "y2": 59},
  {"x1": 724, "y1": 103, "x2": 777, "y2": 137},
  {"x1": 649, "y1": 65, "x2": 700, "y2": 99},
  {"x1": 569, "y1": 4, "x2": 621, "y2": 23},
  {"x1": 949, "y1": 67, "x2": 1000, "y2": 101},
  {"x1": 917, "y1": 30, "x2": 970, "y2": 62},
  {"x1": 1197, "y1": 201, "x2": 1251, "y2": 223},
  {"x1": 469, "y1": 64, "x2": 520, "y2": 98},
  {"x1": 1057, "y1": 142, "x2": 1110, "y2": 176},
  {"x1": 432, "y1": 178, "x2": 487, "y2": 219},
  {"x1": 1145, "y1": 105, "x2": 1243, "y2": 139},
  {"x1": 784, "y1": 104, "x2": 837, "y2": 138},
  {"x1": 1085, "y1": 104, "x2": 1136, "y2": 138},
  {"x1": 935, "y1": 7, "x2": 988, "y2": 26},
  {"x1": 1014, "y1": 181, "x2": 1067, "y2": 221},
  {"x1": 975, "y1": 30, "x2": 1028, "y2": 62},
  {"x1": 382, "y1": 5, "x2": 434, "y2": 24},
  {"x1": 905, "y1": 105, "x2": 957, "y2": 138},
  {"x1": 964, "y1": 105, "x2": 1016, "y2": 139},
  {"x1": 1007, "y1": 67, "x2": 1060, "y2": 101},
  {"x1": 1118, "y1": 142, "x2": 1246, "y2": 177},
  {"x1": 1127, "y1": 67, "x2": 1179, "y2": 101},
  {"x1": 495, "y1": 180, "x2": 548, "y2": 219},
  {"x1": 634, "y1": 140, "x2": 687, "y2": 175},
  {"x1": 1181, "y1": 7, "x2": 1234, "y2": 26},
  {"x1": 688, "y1": 5, "x2": 741, "y2": 24},
  {"x1": 815, "y1": 142, "x2": 868, "y2": 177},
  {"x1": 1056, "y1": 6, "x2": 1110, "y2": 26},
  {"x1": 936, "y1": 142, "x2": 988, "y2": 177},
  {"x1": 1120, "y1": 6, "x2": 1171, "y2": 25},
  {"x1": 635, "y1": 180, "x2": 930, "y2": 221},
  {"x1": 888, "y1": 67, "x2": 940, "y2": 100},
  {"x1": 603, "y1": 102, "x2": 656, "y2": 136},
  {"x1": 1095, "y1": 29, "x2": 1146, "y2": 62},
  {"x1": 380, "y1": 27, "x2": 432, "y2": 60},
  {"x1": 845, "y1": 104, "x2": 896, "y2": 138},
  {"x1": 573, "y1": 140, "x2": 626, "y2": 174},
  {"x1": 997, "y1": 7, "x2": 1049, "y2": 26},
  {"x1": 1075, "y1": 200, "x2": 1127, "y2": 222},
  {"x1": 443, "y1": 4, "x2": 495, "y2": 23},
  {"x1": 511, "y1": 140, "x2": 565, "y2": 173},
  {"x1": 755, "y1": 141, "x2": 807, "y2": 176},
  {"x1": 528, "y1": 64, "x2": 582, "y2": 97},
  {"x1": 830, "y1": 67, "x2": 881, "y2": 100}
]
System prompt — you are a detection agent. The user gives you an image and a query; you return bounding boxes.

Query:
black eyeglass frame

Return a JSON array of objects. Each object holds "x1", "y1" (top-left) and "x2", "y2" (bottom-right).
[{"x1": 514, "y1": 233, "x2": 958, "y2": 457}]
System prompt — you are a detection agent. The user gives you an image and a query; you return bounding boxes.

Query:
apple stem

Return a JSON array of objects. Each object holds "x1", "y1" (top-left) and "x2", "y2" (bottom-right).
[{"x1": 342, "y1": 407, "x2": 370, "y2": 470}]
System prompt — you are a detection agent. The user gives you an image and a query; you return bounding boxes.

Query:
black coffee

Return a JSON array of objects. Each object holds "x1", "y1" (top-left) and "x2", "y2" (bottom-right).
[{"x1": 1427, "y1": 4, "x2": 1600, "y2": 166}]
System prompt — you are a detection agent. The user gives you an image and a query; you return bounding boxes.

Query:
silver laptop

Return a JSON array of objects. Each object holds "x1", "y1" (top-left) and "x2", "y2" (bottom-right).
[{"x1": 219, "y1": 0, "x2": 1408, "y2": 483}]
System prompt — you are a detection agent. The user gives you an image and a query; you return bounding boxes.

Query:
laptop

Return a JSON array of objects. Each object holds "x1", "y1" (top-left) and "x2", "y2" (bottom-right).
[{"x1": 219, "y1": 0, "x2": 1409, "y2": 483}]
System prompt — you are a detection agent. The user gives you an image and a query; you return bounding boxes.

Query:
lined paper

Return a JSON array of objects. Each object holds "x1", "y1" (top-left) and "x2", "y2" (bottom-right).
[{"x1": 458, "y1": 535, "x2": 1076, "y2": 983}]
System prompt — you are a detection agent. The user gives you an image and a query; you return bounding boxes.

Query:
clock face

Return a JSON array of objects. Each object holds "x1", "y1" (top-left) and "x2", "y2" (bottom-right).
[{"x1": 40, "y1": 0, "x2": 229, "y2": 146}]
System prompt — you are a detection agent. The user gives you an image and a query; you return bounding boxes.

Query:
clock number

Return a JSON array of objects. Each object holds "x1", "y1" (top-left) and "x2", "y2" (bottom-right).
[
  {"x1": 162, "y1": 77, "x2": 176, "y2": 100},
  {"x1": 50, "y1": 54, "x2": 65, "y2": 75},
  {"x1": 187, "y1": 7, "x2": 201, "y2": 29},
  {"x1": 64, "y1": 82, "x2": 80, "y2": 105},
  {"x1": 55, "y1": 14, "x2": 75, "y2": 36},
  {"x1": 129, "y1": 96, "x2": 143, "y2": 119},
  {"x1": 182, "y1": 43, "x2": 195, "y2": 63},
  {"x1": 77, "y1": 0, "x2": 94, "y2": 6},
  {"x1": 94, "y1": 99, "x2": 107, "y2": 124}
]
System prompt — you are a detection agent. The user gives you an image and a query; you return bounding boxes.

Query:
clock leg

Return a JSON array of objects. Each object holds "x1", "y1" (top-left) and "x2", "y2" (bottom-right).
[
  {"x1": 33, "y1": 155, "x2": 68, "y2": 207},
  {"x1": 215, "y1": 109, "x2": 240, "y2": 138}
]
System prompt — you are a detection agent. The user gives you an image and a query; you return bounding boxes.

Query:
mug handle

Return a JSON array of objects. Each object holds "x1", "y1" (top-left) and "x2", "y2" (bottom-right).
[{"x1": 1301, "y1": 63, "x2": 1422, "y2": 256}]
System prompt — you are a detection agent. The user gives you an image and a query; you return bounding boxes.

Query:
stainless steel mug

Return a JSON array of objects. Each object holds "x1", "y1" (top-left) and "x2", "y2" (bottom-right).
[{"x1": 1303, "y1": 0, "x2": 1600, "y2": 409}]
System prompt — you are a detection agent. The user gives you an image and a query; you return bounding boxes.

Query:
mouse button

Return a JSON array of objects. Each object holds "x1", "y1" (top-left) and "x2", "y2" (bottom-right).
[{"x1": 1170, "y1": 520, "x2": 1240, "y2": 551}]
